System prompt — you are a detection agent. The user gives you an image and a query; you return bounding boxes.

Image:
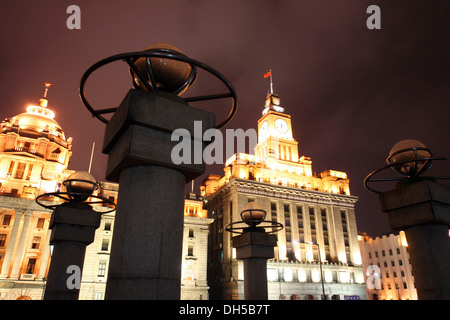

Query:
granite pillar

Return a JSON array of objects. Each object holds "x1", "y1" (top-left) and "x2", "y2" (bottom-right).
[
  {"x1": 44, "y1": 203, "x2": 102, "y2": 300},
  {"x1": 103, "y1": 90, "x2": 214, "y2": 300},
  {"x1": 380, "y1": 179, "x2": 450, "y2": 300},
  {"x1": 233, "y1": 231, "x2": 277, "y2": 300}
]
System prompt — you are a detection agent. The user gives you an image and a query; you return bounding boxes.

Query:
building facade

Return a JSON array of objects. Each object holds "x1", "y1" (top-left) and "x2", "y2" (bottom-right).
[
  {"x1": 358, "y1": 231, "x2": 417, "y2": 300},
  {"x1": 0, "y1": 86, "x2": 212, "y2": 300},
  {"x1": 202, "y1": 92, "x2": 366, "y2": 300}
]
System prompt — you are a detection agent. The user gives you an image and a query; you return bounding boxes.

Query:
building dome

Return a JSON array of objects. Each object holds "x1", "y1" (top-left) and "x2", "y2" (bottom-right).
[
  {"x1": 8, "y1": 107, "x2": 66, "y2": 140},
  {"x1": 1, "y1": 84, "x2": 67, "y2": 141}
]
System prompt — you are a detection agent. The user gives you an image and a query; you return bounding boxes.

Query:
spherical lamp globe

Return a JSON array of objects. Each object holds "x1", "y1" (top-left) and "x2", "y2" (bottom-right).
[
  {"x1": 386, "y1": 139, "x2": 432, "y2": 177},
  {"x1": 63, "y1": 171, "x2": 98, "y2": 201},
  {"x1": 131, "y1": 43, "x2": 195, "y2": 95},
  {"x1": 240, "y1": 201, "x2": 267, "y2": 227}
]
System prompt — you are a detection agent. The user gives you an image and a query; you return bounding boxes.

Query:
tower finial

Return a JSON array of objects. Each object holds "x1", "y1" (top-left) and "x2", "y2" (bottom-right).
[
  {"x1": 39, "y1": 83, "x2": 52, "y2": 107},
  {"x1": 43, "y1": 83, "x2": 51, "y2": 98}
]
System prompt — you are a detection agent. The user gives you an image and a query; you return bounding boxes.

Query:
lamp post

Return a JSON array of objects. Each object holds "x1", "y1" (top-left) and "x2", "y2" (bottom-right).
[
  {"x1": 79, "y1": 43, "x2": 236, "y2": 299},
  {"x1": 36, "y1": 171, "x2": 115, "y2": 300},
  {"x1": 294, "y1": 240, "x2": 327, "y2": 300},
  {"x1": 308, "y1": 241, "x2": 326, "y2": 300},
  {"x1": 364, "y1": 139, "x2": 450, "y2": 300},
  {"x1": 225, "y1": 202, "x2": 283, "y2": 300}
]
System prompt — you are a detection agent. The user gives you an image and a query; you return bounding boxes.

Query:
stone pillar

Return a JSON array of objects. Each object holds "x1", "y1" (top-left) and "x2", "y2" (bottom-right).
[
  {"x1": 44, "y1": 203, "x2": 102, "y2": 300},
  {"x1": 103, "y1": 90, "x2": 214, "y2": 300},
  {"x1": 233, "y1": 231, "x2": 277, "y2": 300},
  {"x1": 380, "y1": 179, "x2": 450, "y2": 300},
  {"x1": 9, "y1": 211, "x2": 32, "y2": 279},
  {"x1": 0, "y1": 210, "x2": 24, "y2": 279}
]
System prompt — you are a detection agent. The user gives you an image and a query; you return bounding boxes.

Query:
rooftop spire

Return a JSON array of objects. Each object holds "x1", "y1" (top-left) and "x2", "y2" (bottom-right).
[
  {"x1": 262, "y1": 70, "x2": 284, "y2": 115},
  {"x1": 39, "y1": 82, "x2": 51, "y2": 107}
]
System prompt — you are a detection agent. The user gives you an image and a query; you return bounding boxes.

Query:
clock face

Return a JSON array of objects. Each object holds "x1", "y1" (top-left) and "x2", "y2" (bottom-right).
[
  {"x1": 275, "y1": 118, "x2": 288, "y2": 133},
  {"x1": 260, "y1": 121, "x2": 268, "y2": 136}
]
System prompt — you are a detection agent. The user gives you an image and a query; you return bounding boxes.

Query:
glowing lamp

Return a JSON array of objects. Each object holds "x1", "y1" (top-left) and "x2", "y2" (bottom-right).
[
  {"x1": 63, "y1": 171, "x2": 98, "y2": 201},
  {"x1": 131, "y1": 43, "x2": 196, "y2": 96},
  {"x1": 240, "y1": 201, "x2": 267, "y2": 227},
  {"x1": 386, "y1": 139, "x2": 433, "y2": 177}
]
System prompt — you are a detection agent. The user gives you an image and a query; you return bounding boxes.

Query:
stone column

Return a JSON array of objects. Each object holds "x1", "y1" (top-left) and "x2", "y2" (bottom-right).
[
  {"x1": 380, "y1": 179, "x2": 450, "y2": 300},
  {"x1": 103, "y1": 90, "x2": 214, "y2": 300},
  {"x1": 0, "y1": 210, "x2": 24, "y2": 278},
  {"x1": 233, "y1": 231, "x2": 277, "y2": 300},
  {"x1": 44, "y1": 203, "x2": 102, "y2": 300},
  {"x1": 9, "y1": 211, "x2": 32, "y2": 279}
]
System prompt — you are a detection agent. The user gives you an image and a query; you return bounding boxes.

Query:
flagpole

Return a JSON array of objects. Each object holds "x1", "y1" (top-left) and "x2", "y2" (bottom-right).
[
  {"x1": 88, "y1": 142, "x2": 95, "y2": 173},
  {"x1": 269, "y1": 69, "x2": 273, "y2": 94}
]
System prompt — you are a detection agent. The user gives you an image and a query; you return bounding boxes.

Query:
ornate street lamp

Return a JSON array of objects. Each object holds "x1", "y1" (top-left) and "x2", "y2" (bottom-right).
[
  {"x1": 79, "y1": 43, "x2": 237, "y2": 299},
  {"x1": 364, "y1": 139, "x2": 450, "y2": 300},
  {"x1": 225, "y1": 202, "x2": 283, "y2": 300},
  {"x1": 36, "y1": 171, "x2": 115, "y2": 300}
]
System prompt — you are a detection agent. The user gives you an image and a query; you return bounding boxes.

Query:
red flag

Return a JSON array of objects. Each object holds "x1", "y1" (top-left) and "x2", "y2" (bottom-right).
[{"x1": 264, "y1": 71, "x2": 271, "y2": 78}]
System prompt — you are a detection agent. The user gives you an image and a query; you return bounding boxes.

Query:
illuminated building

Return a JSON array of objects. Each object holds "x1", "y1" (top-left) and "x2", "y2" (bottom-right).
[
  {"x1": 358, "y1": 231, "x2": 417, "y2": 300},
  {"x1": 0, "y1": 85, "x2": 212, "y2": 300},
  {"x1": 202, "y1": 92, "x2": 366, "y2": 300}
]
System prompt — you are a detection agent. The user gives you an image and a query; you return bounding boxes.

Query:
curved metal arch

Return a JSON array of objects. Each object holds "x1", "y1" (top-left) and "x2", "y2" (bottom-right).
[
  {"x1": 363, "y1": 157, "x2": 450, "y2": 194},
  {"x1": 79, "y1": 50, "x2": 237, "y2": 129},
  {"x1": 36, "y1": 192, "x2": 116, "y2": 213},
  {"x1": 224, "y1": 220, "x2": 284, "y2": 235}
]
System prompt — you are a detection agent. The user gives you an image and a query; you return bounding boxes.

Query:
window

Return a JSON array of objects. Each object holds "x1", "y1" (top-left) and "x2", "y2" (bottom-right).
[
  {"x1": 101, "y1": 239, "x2": 109, "y2": 251},
  {"x1": 188, "y1": 228, "x2": 194, "y2": 238},
  {"x1": 104, "y1": 220, "x2": 112, "y2": 231},
  {"x1": 98, "y1": 260, "x2": 107, "y2": 277},
  {"x1": 31, "y1": 236, "x2": 41, "y2": 249},
  {"x1": 188, "y1": 245, "x2": 194, "y2": 256},
  {"x1": 26, "y1": 258, "x2": 36, "y2": 274},
  {"x1": 7, "y1": 161, "x2": 15, "y2": 177},
  {"x1": 36, "y1": 218, "x2": 45, "y2": 229},
  {"x1": 0, "y1": 234, "x2": 6, "y2": 247},
  {"x1": 309, "y1": 207, "x2": 315, "y2": 229},
  {"x1": 25, "y1": 164, "x2": 33, "y2": 180},
  {"x1": 2, "y1": 215, "x2": 11, "y2": 226},
  {"x1": 271, "y1": 203, "x2": 277, "y2": 211},
  {"x1": 340, "y1": 210, "x2": 348, "y2": 233},
  {"x1": 14, "y1": 162, "x2": 26, "y2": 179},
  {"x1": 271, "y1": 202, "x2": 278, "y2": 233}
]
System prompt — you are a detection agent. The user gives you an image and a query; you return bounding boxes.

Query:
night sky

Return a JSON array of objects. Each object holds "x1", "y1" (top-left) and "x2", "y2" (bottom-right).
[{"x1": 1, "y1": 1, "x2": 449, "y2": 237}]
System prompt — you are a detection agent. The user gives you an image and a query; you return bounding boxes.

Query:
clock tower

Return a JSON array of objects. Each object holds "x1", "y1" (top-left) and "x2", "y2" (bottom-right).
[{"x1": 256, "y1": 92, "x2": 299, "y2": 163}]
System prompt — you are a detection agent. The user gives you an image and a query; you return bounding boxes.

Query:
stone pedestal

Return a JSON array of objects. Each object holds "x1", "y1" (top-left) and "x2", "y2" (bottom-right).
[
  {"x1": 380, "y1": 179, "x2": 450, "y2": 300},
  {"x1": 44, "y1": 203, "x2": 102, "y2": 300},
  {"x1": 233, "y1": 231, "x2": 277, "y2": 300},
  {"x1": 103, "y1": 90, "x2": 214, "y2": 300}
]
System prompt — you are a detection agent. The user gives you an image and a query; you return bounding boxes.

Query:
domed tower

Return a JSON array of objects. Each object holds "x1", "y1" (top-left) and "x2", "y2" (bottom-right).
[{"x1": 0, "y1": 83, "x2": 73, "y2": 198}]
